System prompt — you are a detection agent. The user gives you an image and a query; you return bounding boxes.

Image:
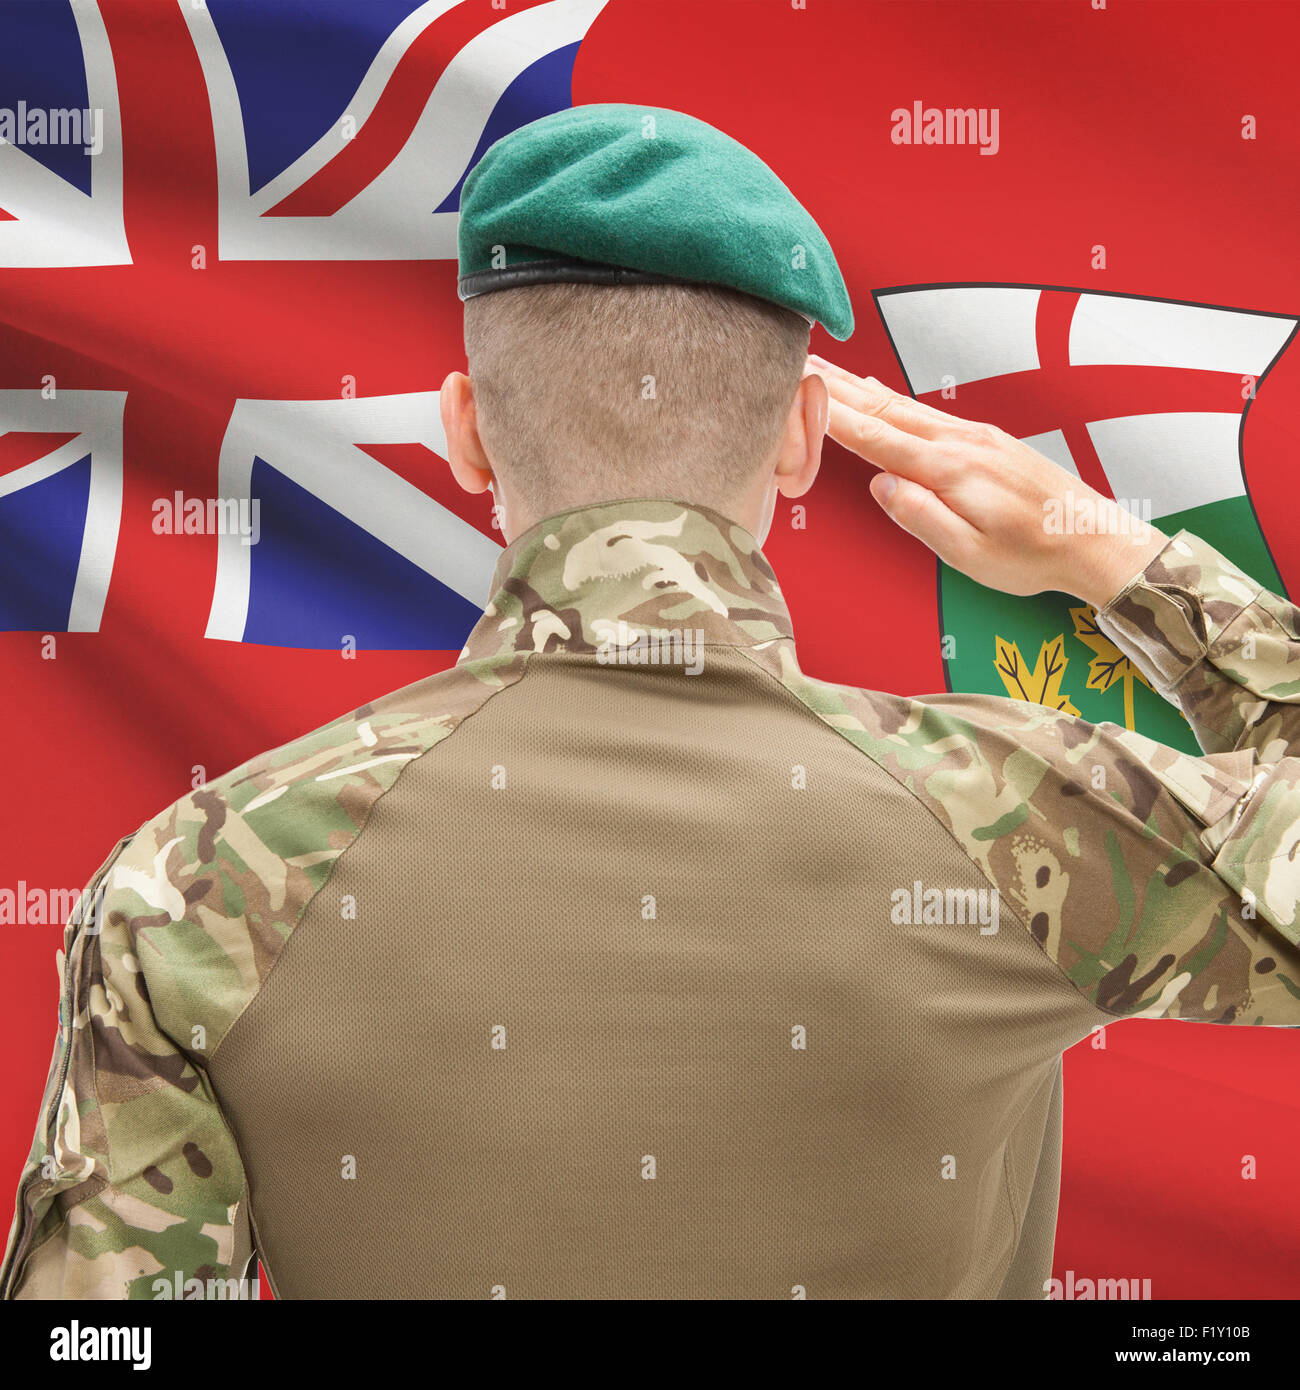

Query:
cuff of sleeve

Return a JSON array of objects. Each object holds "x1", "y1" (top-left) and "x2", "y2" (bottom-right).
[{"x1": 1094, "y1": 529, "x2": 1265, "y2": 693}]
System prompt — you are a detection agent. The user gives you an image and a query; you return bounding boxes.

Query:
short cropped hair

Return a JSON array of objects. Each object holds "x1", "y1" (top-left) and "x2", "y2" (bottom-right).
[{"x1": 463, "y1": 281, "x2": 810, "y2": 516}]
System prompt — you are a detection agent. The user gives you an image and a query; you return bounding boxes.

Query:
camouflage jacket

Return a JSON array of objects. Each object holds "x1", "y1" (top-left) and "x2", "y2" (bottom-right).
[{"x1": 2, "y1": 498, "x2": 1297, "y2": 1300}]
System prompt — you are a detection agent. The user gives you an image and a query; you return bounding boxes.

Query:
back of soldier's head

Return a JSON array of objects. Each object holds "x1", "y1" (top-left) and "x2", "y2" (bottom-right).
[
  {"x1": 463, "y1": 280, "x2": 810, "y2": 518},
  {"x1": 456, "y1": 105, "x2": 851, "y2": 521}
]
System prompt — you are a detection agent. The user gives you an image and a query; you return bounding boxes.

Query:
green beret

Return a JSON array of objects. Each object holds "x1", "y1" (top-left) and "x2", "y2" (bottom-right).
[{"x1": 457, "y1": 103, "x2": 854, "y2": 341}]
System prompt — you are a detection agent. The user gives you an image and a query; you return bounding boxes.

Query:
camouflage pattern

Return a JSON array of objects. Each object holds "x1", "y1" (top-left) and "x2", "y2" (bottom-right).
[
  {"x1": 0, "y1": 659, "x2": 527, "y2": 1299},
  {"x1": 5, "y1": 496, "x2": 1298, "y2": 1299},
  {"x1": 1099, "y1": 530, "x2": 1300, "y2": 760},
  {"x1": 465, "y1": 499, "x2": 1300, "y2": 1025},
  {"x1": 459, "y1": 499, "x2": 794, "y2": 664}
]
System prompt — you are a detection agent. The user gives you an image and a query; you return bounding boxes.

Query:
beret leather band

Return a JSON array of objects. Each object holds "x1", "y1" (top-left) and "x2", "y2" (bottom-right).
[
  {"x1": 458, "y1": 257, "x2": 686, "y2": 299},
  {"x1": 457, "y1": 256, "x2": 817, "y2": 326}
]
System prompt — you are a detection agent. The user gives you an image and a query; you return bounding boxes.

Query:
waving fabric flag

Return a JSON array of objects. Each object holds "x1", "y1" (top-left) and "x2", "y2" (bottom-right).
[
  {"x1": 0, "y1": 0, "x2": 127, "y2": 266},
  {"x1": 2, "y1": 0, "x2": 1298, "y2": 1303},
  {"x1": 204, "y1": 392, "x2": 499, "y2": 649},
  {"x1": 188, "y1": 0, "x2": 604, "y2": 260},
  {"x1": 0, "y1": 0, "x2": 602, "y2": 652},
  {"x1": 0, "y1": 390, "x2": 124, "y2": 632}
]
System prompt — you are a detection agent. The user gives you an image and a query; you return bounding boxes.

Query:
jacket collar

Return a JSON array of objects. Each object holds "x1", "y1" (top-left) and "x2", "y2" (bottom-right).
[{"x1": 457, "y1": 497, "x2": 795, "y2": 666}]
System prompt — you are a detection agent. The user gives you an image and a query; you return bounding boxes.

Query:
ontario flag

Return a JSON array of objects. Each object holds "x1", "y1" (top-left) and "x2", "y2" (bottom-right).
[
  {"x1": 876, "y1": 283, "x2": 1296, "y2": 752},
  {"x1": 2, "y1": 0, "x2": 1298, "y2": 1301}
]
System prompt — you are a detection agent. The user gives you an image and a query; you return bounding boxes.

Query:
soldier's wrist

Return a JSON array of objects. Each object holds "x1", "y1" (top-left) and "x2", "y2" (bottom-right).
[{"x1": 1061, "y1": 526, "x2": 1170, "y2": 610}]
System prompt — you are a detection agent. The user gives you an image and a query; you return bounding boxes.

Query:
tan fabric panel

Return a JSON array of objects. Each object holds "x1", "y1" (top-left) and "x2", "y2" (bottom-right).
[{"x1": 212, "y1": 648, "x2": 1101, "y2": 1299}]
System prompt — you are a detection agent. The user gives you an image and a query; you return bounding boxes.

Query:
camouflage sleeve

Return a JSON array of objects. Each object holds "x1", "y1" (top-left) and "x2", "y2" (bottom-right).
[
  {"x1": 1096, "y1": 528, "x2": 1300, "y2": 759},
  {"x1": 753, "y1": 642, "x2": 1300, "y2": 1026},
  {"x1": 853, "y1": 688, "x2": 1300, "y2": 1025},
  {"x1": 0, "y1": 830, "x2": 253, "y2": 1300},
  {"x1": 0, "y1": 680, "x2": 483, "y2": 1299}
]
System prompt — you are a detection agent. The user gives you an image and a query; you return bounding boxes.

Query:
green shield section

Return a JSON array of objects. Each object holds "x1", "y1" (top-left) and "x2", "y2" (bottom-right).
[{"x1": 940, "y1": 495, "x2": 1284, "y2": 754}]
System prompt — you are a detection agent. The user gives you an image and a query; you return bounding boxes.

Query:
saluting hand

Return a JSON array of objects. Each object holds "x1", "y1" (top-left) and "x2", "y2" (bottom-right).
[{"x1": 806, "y1": 354, "x2": 1169, "y2": 610}]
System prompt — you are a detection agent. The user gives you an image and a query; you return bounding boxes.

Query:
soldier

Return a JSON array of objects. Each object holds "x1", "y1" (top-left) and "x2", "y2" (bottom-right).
[{"x1": 3, "y1": 104, "x2": 1297, "y2": 1301}]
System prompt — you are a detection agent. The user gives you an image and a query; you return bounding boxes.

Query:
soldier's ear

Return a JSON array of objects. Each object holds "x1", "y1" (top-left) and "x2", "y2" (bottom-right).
[
  {"x1": 440, "y1": 371, "x2": 496, "y2": 495},
  {"x1": 774, "y1": 371, "x2": 826, "y2": 500}
]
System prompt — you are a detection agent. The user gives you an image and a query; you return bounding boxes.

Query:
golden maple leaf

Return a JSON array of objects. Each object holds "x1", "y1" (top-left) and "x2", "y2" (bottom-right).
[
  {"x1": 993, "y1": 634, "x2": 1081, "y2": 715},
  {"x1": 1069, "y1": 605, "x2": 1153, "y2": 730}
]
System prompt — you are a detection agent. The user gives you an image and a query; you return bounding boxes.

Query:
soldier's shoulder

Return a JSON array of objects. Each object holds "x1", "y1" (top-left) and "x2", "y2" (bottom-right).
[
  {"x1": 133, "y1": 663, "x2": 480, "y2": 865},
  {"x1": 780, "y1": 664, "x2": 1248, "y2": 843},
  {"x1": 90, "y1": 662, "x2": 507, "y2": 1040},
  {"x1": 754, "y1": 647, "x2": 1081, "y2": 756}
]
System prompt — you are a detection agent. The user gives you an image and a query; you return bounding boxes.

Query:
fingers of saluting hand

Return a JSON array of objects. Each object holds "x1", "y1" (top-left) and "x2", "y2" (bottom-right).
[
  {"x1": 806, "y1": 354, "x2": 969, "y2": 444},
  {"x1": 867, "y1": 470, "x2": 983, "y2": 571},
  {"x1": 804, "y1": 356, "x2": 983, "y2": 492}
]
